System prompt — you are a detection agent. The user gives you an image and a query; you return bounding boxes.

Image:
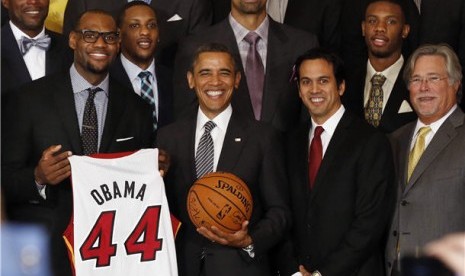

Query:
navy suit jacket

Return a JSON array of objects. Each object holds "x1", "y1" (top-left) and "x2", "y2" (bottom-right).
[
  {"x1": 157, "y1": 108, "x2": 291, "y2": 276},
  {"x1": 63, "y1": 0, "x2": 212, "y2": 68},
  {"x1": 173, "y1": 17, "x2": 318, "y2": 132},
  {"x1": 1, "y1": 72, "x2": 154, "y2": 276},
  {"x1": 109, "y1": 56, "x2": 174, "y2": 129},
  {"x1": 1, "y1": 23, "x2": 72, "y2": 94},
  {"x1": 343, "y1": 64, "x2": 417, "y2": 133},
  {"x1": 279, "y1": 111, "x2": 395, "y2": 276}
]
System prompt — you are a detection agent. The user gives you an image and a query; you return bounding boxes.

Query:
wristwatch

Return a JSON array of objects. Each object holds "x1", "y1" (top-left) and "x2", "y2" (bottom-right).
[
  {"x1": 242, "y1": 244, "x2": 255, "y2": 258},
  {"x1": 311, "y1": 270, "x2": 322, "y2": 276}
]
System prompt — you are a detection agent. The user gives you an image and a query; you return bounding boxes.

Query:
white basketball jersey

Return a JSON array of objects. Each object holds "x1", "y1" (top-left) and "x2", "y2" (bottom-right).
[{"x1": 66, "y1": 149, "x2": 178, "y2": 276}]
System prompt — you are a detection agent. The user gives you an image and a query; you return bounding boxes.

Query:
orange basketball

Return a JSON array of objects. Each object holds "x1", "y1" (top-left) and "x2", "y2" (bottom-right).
[{"x1": 187, "y1": 172, "x2": 253, "y2": 233}]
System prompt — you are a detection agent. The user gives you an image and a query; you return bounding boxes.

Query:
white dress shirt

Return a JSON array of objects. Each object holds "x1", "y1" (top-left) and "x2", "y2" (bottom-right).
[
  {"x1": 309, "y1": 105, "x2": 346, "y2": 157},
  {"x1": 10, "y1": 21, "x2": 47, "y2": 80},
  {"x1": 410, "y1": 105, "x2": 458, "y2": 151},
  {"x1": 195, "y1": 106, "x2": 232, "y2": 171}
]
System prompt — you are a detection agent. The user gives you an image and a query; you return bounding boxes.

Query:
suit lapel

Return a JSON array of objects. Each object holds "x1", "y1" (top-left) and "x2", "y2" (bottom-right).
[
  {"x1": 156, "y1": 63, "x2": 173, "y2": 127},
  {"x1": 379, "y1": 68, "x2": 407, "y2": 127},
  {"x1": 45, "y1": 30, "x2": 61, "y2": 75},
  {"x1": 184, "y1": 114, "x2": 198, "y2": 188},
  {"x1": 52, "y1": 73, "x2": 83, "y2": 154},
  {"x1": 405, "y1": 109, "x2": 463, "y2": 192},
  {"x1": 100, "y1": 79, "x2": 126, "y2": 152},
  {"x1": 1, "y1": 25, "x2": 32, "y2": 83},
  {"x1": 310, "y1": 113, "x2": 351, "y2": 202},
  {"x1": 296, "y1": 122, "x2": 312, "y2": 194},
  {"x1": 217, "y1": 112, "x2": 247, "y2": 172}
]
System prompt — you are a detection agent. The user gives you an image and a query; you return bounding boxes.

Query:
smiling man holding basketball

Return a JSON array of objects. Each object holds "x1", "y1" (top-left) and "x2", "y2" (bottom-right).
[{"x1": 157, "y1": 42, "x2": 290, "y2": 276}]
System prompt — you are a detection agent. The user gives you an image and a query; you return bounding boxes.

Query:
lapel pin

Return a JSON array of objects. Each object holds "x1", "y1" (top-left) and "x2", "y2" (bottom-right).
[{"x1": 234, "y1": 138, "x2": 241, "y2": 142}]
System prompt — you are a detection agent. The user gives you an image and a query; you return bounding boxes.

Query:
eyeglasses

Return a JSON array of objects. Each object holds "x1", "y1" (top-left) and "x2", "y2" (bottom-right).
[
  {"x1": 409, "y1": 75, "x2": 448, "y2": 87},
  {"x1": 75, "y1": 29, "x2": 119, "y2": 44}
]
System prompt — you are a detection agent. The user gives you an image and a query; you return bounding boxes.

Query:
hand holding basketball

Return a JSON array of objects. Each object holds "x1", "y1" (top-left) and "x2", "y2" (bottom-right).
[{"x1": 197, "y1": 220, "x2": 252, "y2": 248}]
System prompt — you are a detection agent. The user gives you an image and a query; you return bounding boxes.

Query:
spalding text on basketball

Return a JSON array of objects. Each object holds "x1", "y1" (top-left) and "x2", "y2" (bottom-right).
[{"x1": 215, "y1": 180, "x2": 252, "y2": 213}]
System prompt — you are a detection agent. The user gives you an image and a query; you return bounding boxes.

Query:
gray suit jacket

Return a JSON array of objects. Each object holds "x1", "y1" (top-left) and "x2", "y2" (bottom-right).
[
  {"x1": 173, "y1": 17, "x2": 318, "y2": 132},
  {"x1": 385, "y1": 107, "x2": 465, "y2": 275}
]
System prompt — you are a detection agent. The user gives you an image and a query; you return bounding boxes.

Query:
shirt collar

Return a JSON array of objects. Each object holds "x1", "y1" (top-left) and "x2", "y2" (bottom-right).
[
  {"x1": 10, "y1": 21, "x2": 46, "y2": 41},
  {"x1": 228, "y1": 13, "x2": 269, "y2": 45},
  {"x1": 70, "y1": 63, "x2": 109, "y2": 96},
  {"x1": 311, "y1": 105, "x2": 345, "y2": 136},
  {"x1": 197, "y1": 105, "x2": 233, "y2": 133},
  {"x1": 367, "y1": 55, "x2": 404, "y2": 85},
  {"x1": 120, "y1": 54, "x2": 156, "y2": 82},
  {"x1": 413, "y1": 105, "x2": 458, "y2": 135}
]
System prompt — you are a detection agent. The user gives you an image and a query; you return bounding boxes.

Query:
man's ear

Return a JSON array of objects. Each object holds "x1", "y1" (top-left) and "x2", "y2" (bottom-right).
[
  {"x1": 234, "y1": 71, "x2": 241, "y2": 89},
  {"x1": 338, "y1": 80, "x2": 346, "y2": 96},
  {"x1": 187, "y1": 71, "x2": 194, "y2": 89}
]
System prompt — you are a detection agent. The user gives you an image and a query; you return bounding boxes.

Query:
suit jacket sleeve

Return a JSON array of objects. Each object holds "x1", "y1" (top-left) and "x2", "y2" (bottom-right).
[
  {"x1": 1, "y1": 89, "x2": 49, "y2": 204},
  {"x1": 318, "y1": 132, "x2": 395, "y2": 275}
]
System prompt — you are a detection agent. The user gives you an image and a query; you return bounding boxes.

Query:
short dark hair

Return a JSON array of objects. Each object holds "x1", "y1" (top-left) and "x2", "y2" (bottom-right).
[
  {"x1": 72, "y1": 9, "x2": 114, "y2": 31},
  {"x1": 293, "y1": 48, "x2": 345, "y2": 87},
  {"x1": 117, "y1": 1, "x2": 157, "y2": 27},
  {"x1": 364, "y1": 0, "x2": 408, "y2": 24},
  {"x1": 189, "y1": 42, "x2": 238, "y2": 72}
]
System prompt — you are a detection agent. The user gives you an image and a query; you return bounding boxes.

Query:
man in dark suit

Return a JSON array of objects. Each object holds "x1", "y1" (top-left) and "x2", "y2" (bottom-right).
[
  {"x1": 110, "y1": 1, "x2": 173, "y2": 131},
  {"x1": 174, "y1": 0, "x2": 318, "y2": 132},
  {"x1": 279, "y1": 48, "x2": 395, "y2": 276},
  {"x1": 2, "y1": 10, "x2": 154, "y2": 276},
  {"x1": 63, "y1": 0, "x2": 212, "y2": 68},
  {"x1": 1, "y1": 0, "x2": 71, "y2": 95},
  {"x1": 405, "y1": 0, "x2": 465, "y2": 110},
  {"x1": 343, "y1": 0, "x2": 417, "y2": 133},
  {"x1": 385, "y1": 44, "x2": 465, "y2": 276},
  {"x1": 157, "y1": 43, "x2": 290, "y2": 276}
]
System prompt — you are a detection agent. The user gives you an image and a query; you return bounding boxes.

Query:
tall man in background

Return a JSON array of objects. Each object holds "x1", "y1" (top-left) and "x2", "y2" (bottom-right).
[
  {"x1": 343, "y1": 0, "x2": 417, "y2": 133},
  {"x1": 1, "y1": 0, "x2": 71, "y2": 94},
  {"x1": 174, "y1": 0, "x2": 318, "y2": 132},
  {"x1": 110, "y1": 1, "x2": 173, "y2": 132}
]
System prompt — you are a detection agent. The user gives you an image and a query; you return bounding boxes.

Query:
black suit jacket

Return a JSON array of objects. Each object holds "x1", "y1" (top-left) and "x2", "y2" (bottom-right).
[
  {"x1": 284, "y1": 0, "x2": 342, "y2": 53},
  {"x1": 157, "y1": 108, "x2": 291, "y2": 276},
  {"x1": 109, "y1": 55, "x2": 174, "y2": 129},
  {"x1": 173, "y1": 17, "x2": 318, "y2": 132},
  {"x1": 1, "y1": 72, "x2": 154, "y2": 276},
  {"x1": 63, "y1": 0, "x2": 212, "y2": 68},
  {"x1": 343, "y1": 64, "x2": 417, "y2": 133},
  {"x1": 1, "y1": 23, "x2": 72, "y2": 94},
  {"x1": 279, "y1": 111, "x2": 395, "y2": 276}
]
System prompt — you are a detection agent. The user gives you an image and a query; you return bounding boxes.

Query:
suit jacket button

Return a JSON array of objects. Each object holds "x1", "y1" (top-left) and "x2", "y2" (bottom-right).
[
  {"x1": 393, "y1": 231, "x2": 397, "y2": 236},
  {"x1": 401, "y1": 200, "x2": 408, "y2": 206}
]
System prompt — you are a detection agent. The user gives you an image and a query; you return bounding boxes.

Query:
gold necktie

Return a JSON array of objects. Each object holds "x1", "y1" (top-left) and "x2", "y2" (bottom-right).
[
  {"x1": 407, "y1": 126, "x2": 431, "y2": 182},
  {"x1": 365, "y1": 74, "x2": 386, "y2": 127}
]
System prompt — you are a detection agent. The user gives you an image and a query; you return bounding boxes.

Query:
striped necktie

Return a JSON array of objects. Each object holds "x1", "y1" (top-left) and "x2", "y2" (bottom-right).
[{"x1": 195, "y1": 121, "x2": 216, "y2": 178}]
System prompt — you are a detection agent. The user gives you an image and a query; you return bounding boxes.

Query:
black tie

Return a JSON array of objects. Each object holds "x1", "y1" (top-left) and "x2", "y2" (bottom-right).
[{"x1": 81, "y1": 87, "x2": 102, "y2": 155}]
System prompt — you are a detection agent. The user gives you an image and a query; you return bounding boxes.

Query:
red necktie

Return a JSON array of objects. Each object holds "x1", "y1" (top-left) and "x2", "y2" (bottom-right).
[{"x1": 308, "y1": 126, "x2": 324, "y2": 188}]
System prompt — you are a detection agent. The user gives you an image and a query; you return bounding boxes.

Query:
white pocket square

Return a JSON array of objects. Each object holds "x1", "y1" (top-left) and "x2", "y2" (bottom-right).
[
  {"x1": 167, "y1": 14, "x2": 182, "y2": 22},
  {"x1": 116, "y1": 137, "x2": 134, "y2": 142},
  {"x1": 398, "y1": 100, "x2": 413, "y2": 113}
]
